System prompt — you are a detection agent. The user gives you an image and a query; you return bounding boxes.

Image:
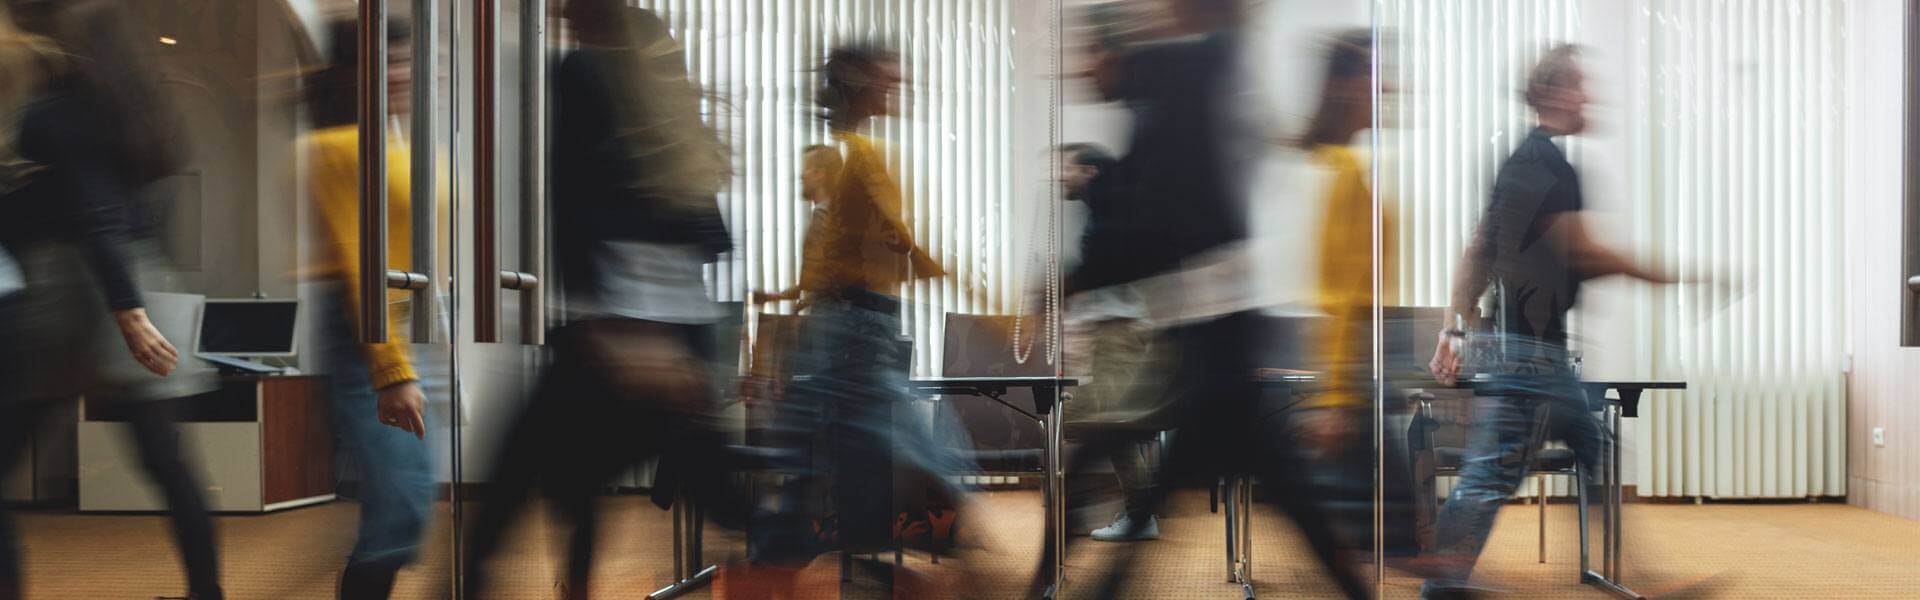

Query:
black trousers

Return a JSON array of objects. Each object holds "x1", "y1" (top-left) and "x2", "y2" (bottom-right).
[
  {"x1": 0, "y1": 398, "x2": 222, "y2": 600},
  {"x1": 1034, "y1": 311, "x2": 1371, "y2": 599},
  {"x1": 461, "y1": 321, "x2": 733, "y2": 599}
]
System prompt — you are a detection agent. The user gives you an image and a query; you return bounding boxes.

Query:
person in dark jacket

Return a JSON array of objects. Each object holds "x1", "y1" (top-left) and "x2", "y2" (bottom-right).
[
  {"x1": 0, "y1": 2, "x2": 219, "y2": 599},
  {"x1": 460, "y1": 3, "x2": 735, "y2": 598},
  {"x1": 1039, "y1": 1, "x2": 1370, "y2": 598},
  {"x1": 1053, "y1": 143, "x2": 1163, "y2": 543}
]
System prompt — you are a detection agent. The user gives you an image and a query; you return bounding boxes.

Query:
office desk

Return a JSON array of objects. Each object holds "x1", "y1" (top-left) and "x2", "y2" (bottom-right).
[{"x1": 908, "y1": 376, "x2": 1077, "y2": 599}]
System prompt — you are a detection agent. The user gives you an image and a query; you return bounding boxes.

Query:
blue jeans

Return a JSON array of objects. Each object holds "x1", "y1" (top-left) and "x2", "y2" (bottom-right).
[
  {"x1": 1423, "y1": 373, "x2": 1605, "y2": 594},
  {"x1": 754, "y1": 289, "x2": 969, "y2": 562},
  {"x1": 316, "y1": 295, "x2": 435, "y2": 570}
]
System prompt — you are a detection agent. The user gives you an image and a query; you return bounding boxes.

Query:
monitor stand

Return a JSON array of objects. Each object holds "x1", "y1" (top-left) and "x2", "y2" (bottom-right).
[{"x1": 197, "y1": 354, "x2": 285, "y2": 375}]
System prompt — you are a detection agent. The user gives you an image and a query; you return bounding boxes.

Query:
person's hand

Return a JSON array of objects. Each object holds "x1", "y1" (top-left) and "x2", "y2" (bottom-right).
[
  {"x1": 751, "y1": 289, "x2": 789, "y2": 305},
  {"x1": 1429, "y1": 331, "x2": 1461, "y2": 386},
  {"x1": 114, "y1": 308, "x2": 178, "y2": 376},
  {"x1": 376, "y1": 381, "x2": 427, "y2": 439}
]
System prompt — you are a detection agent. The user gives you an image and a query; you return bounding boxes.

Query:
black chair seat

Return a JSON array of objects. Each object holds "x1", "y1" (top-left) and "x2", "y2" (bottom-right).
[
  {"x1": 720, "y1": 444, "x2": 802, "y2": 469},
  {"x1": 1533, "y1": 447, "x2": 1578, "y2": 471},
  {"x1": 962, "y1": 448, "x2": 1044, "y2": 472}
]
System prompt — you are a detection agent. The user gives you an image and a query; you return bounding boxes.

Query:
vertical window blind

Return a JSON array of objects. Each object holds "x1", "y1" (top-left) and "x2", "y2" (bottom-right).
[
  {"x1": 635, "y1": 0, "x2": 1042, "y2": 376},
  {"x1": 1636, "y1": 0, "x2": 1848, "y2": 498},
  {"x1": 1379, "y1": 0, "x2": 1848, "y2": 498}
]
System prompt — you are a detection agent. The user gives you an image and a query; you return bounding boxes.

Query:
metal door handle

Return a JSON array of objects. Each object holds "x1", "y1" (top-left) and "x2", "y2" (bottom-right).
[
  {"x1": 408, "y1": 0, "x2": 438, "y2": 342},
  {"x1": 357, "y1": 0, "x2": 391, "y2": 343},
  {"x1": 387, "y1": 270, "x2": 429, "y2": 291},
  {"x1": 473, "y1": 0, "x2": 548, "y2": 344},
  {"x1": 501, "y1": 270, "x2": 539, "y2": 291},
  {"x1": 358, "y1": 0, "x2": 436, "y2": 344}
]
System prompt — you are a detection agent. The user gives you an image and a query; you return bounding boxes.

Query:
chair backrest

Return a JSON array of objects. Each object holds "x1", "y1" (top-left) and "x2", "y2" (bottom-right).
[
  {"x1": 940, "y1": 313, "x2": 1050, "y2": 452},
  {"x1": 1416, "y1": 393, "x2": 1476, "y2": 456},
  {"x1": 746, "y1": 313, "x2": 804, "y2": 380},
  {"x1": 940, "y1": 314, "x2": 1053, "y2": 378},
  {"x1": 1248, "y1": 314, "x2": 1327, "y2": 371},
  {"x1": 708, "y1": 301, "x2": 745, "y2": 377},
  {"x1": 1383, "y1": 306, "x2": 1447, "y2": 380}
]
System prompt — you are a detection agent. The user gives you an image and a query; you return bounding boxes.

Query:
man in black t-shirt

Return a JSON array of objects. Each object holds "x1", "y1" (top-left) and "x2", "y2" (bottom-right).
[{"x1": 1419, "y1": 45, "x2": 1678, "y2": 599}]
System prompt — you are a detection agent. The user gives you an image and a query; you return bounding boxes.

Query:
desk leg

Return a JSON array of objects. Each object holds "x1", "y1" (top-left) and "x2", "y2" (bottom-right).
[
  {"x1": 1043, "y1": 407, "x2": 1065, "y2": 599},
  {"x1": 649, "y1": 495, "x2": 719, "y2": 600},
  {"x1": 1224, "y1": 478, "x2": 1237, "y2": 582},
  {"x1": 1221, "y1": 476, "x2": 1255, "y2": 597},
  {"x1": 1611, "y1": 406, "x2": 1629, "y2": 590},
  {"x1": 1579, "y1": 403, "x2": 1643, "y2": 600},
  {"x1": 1578, "y1": 462, "x2": 1591, "y2": 575},
  {"x1": 1239, "y1": 478, "x2": 1255, "y2": 600}
]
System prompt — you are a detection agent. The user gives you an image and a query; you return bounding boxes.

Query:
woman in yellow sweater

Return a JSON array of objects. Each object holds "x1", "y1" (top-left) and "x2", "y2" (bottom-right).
[
  {"x1": 302, "y1": 20, "x2": 433, "y2": 600},
  {"x1": 1295, "y1": 29, "x2": 1423, "y2": 561},
  {"x1": 1301, "y1": 30, "x2": 1395, "y2": 448},
  {"x1": 749, "y1": 43, "x2": 957, "y2": 587}
]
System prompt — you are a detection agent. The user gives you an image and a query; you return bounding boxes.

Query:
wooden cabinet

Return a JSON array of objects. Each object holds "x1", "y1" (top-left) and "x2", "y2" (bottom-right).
[{"x1": 79, "y1": 375, "x2": 335, "y2": 513}]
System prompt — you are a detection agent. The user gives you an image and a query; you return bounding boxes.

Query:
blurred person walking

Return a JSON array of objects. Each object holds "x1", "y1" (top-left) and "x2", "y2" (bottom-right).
[
  {"x1": 1037, "y1": 0, "x2": 1372, "y2": 597},
  {"x1": 302, "y1": 18, "x2": 435, "y2": 600},
  {"x1": 1301, "y1": 30, "x2": 1392, "y2": 442},
  {"x1": 742, "y1": 40, "x2": 970, "y2": 596},
  {"x1": 1418, "y1": 45, "x2": 1684, "y2": 599},
  {"x1": 752, "y1": 143, "x2": 842, "y2": 309},
  {"x1": 1296, "y1": 29, "x2": 1424, "y2": 560},
  {"x1": 458, "y1": 3, "x2": 735, "y2": 598},
  {"x1": 0, "y1": 1, "x2": 219, "y2": 598},
  {"x1": 1052, "y1": 142, "x2": 1161, "y2": 543}
]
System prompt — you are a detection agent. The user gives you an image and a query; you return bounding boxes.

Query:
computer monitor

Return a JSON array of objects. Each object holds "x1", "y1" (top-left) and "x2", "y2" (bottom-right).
[{"x1": 198, "y1": 299, "x2": 300, "y2": 358}]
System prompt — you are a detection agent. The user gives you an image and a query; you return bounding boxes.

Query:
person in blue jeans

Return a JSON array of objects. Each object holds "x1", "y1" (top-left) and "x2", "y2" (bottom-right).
[
  {"x1": 747, "y1": 43, "x2": 974, "y2": 592},
  {"x1": 1422, "y1": 45, "x2": 1681, "y2": 598},
  {"x1": 313, "y1": 291, "x2": 435, "y2": 599},
  {"x1": 1421, "y1": 345, "x2": 1605, "y2": 597},
  {"x1": 302, "y1": 18, "x2": 436, "y2": 599}
]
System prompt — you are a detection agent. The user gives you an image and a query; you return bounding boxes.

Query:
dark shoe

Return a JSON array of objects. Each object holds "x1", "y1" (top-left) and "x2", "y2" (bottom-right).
[{"x1": 338, "y1": 564, "x2": 399, "y2": 600}]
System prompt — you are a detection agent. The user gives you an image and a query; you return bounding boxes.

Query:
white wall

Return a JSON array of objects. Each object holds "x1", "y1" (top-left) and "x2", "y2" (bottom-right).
[{"x1": 1845, "y1": 0, "x2": 1920, "y2": 521}]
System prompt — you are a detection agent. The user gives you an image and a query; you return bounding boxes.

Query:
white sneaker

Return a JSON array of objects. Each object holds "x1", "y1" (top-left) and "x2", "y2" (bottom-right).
[{"x1": 1090, "y1": 514, "x2": 1159, "y2": 541}]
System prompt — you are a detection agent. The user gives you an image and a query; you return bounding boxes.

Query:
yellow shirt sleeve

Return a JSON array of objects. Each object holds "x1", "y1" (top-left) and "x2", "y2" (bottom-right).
[
  {"x1": 846, "y1": 136, "x2": 944, "y2": 280},
  {"x1": 797, "y1": 134, "x2": 945, "y2": 297},
  {"x1": 309, "y1": 126, "x2": 418, "y2": 390}
]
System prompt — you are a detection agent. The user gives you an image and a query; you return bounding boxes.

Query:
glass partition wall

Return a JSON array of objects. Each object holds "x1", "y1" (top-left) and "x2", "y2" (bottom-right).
[
  {"x1": 11, "y1": 0, "x2": 1393, "y2": 597},
  {"x1": 11, "y1": 1, "x2": 1917, "y2": 599}
]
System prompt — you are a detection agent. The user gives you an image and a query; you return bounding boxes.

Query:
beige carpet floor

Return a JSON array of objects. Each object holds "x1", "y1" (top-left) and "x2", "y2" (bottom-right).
[{"x1": 13, "y1": 490, "x2": 1920, "y2": 598}]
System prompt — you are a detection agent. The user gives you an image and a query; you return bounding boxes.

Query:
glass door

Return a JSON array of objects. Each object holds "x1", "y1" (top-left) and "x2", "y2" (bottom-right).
[
  {"x1": 1, "y1": 0, "x2": 466, "y2": 597},
  {"x1": 335, "y1": 0, "x2": 464, "y2": 595}
]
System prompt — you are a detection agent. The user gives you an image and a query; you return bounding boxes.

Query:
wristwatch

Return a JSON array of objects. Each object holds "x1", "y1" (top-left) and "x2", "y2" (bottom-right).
[{"x1": 1442, "y1": 328, "x2": 1467, "y2": 338}]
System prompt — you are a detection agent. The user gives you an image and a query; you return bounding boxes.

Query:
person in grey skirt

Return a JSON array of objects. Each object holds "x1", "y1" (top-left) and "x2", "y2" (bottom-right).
[{"x1": 0, "y1": 1, "x2": 222, "y2": 599}]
